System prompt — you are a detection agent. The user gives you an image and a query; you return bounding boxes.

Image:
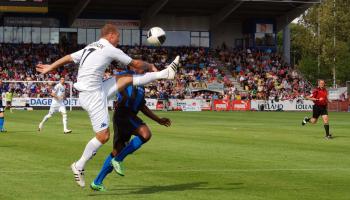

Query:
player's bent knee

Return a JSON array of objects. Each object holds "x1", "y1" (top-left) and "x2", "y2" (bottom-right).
[
  {"x1": 137, "y1": 126, "x2": 152, "y2": 142},
  {"x1": 96, "y1": 128, "x2": 110, "y2": 144}
]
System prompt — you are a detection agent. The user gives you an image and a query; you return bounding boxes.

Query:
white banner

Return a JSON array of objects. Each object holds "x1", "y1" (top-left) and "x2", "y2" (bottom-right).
[
  {"x1": 145, "y1": 98, "x2": 157, "y2": 110},
  {"x1": 199, "y1": 99, "x2": 212, "y2": 111},
  {"x1": 10, "y1": 98, "x2": 27, "y2": 107},
  {"x1": 250, "y1": 100, "x2": 314, "y2": 111},
  {"x1": 168, "y1": 99, "x2": 201, "y2": 111},
  {"x1": 28, "y1": 98, "x2": 80, "y2": 107}
]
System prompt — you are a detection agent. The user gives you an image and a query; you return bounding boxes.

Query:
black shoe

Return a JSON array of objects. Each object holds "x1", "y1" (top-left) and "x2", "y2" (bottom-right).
[
  {"x1": 301, "y1": 117, "x2": 308, "y2": 126},
  {"x1": 325, "y1": 134, "x2": 333, "y2": 139}
]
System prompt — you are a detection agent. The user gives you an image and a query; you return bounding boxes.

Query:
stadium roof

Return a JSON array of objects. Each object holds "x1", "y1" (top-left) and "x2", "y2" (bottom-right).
[{"x1": 5, "y1": 0, "x2": 321, "y2": 30}]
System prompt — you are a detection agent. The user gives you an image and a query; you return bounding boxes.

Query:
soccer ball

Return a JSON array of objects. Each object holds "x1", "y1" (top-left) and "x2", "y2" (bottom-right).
[{"x1": 147, "y1": 27, "x2": 166, "y2": 46}]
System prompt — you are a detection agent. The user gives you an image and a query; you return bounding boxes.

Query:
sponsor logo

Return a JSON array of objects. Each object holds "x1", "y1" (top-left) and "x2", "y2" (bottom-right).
[
  {"x1": 295, "y1": 104, "x2": 313, "y2": 110},
  {"x1": 100, "y1": 123, "x2": 107, "y2": 128}
]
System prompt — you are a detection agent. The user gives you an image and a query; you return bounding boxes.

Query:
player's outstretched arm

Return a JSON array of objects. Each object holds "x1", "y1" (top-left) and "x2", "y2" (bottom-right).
[
  {"x1": 36, "y1": 55, "x2": 74, "y2": 74},
  {"x1": 140, "y1": 104, "x2": 171, "y2": 127}
]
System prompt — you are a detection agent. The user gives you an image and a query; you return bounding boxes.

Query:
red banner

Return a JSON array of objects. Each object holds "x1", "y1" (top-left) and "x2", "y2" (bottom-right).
[
  {"x1": 213, "y1": 100, "x2": 250, "y2": 111},
  {"x1": 232, "y1": 100, "x2": 250, "y2": 111},
  {"x1": 156, "y1": 101, "x2": 165, "y2": 110},
  {"x1": 213, "y1": 100, "x2": 231, "y2": 111}
]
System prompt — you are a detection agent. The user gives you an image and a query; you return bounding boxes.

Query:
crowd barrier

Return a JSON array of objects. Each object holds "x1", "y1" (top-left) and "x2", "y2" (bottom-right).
[{"x1": 4, "y1": 98, "x2": 350, "y2": 112}]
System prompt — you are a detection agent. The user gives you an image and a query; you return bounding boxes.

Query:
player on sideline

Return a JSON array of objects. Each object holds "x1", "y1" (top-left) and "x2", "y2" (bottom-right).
[
  {"x1": 5, "y1": 88, "x2": 14, "y2": 113},
  {"x1": 38, "y1": 77, "x2": 72, "y2": 134},
  {"x1": 302, "y1": 79, "x2": 333, "y2": 139},
  {"x1": 90, "y1": 69, "x2": 171, "y2": 191},
  {"x1": 0, "y1": 80, "x2": 6, "y2": 132},
  {"x1": 36, "y1": 23, "x2": 179, "y2": 188}
]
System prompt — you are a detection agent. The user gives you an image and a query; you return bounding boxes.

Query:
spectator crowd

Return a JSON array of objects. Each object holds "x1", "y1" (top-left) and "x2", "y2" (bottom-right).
[{"x1": 0, "y1": 43, "x2": 311, "y2": 101}]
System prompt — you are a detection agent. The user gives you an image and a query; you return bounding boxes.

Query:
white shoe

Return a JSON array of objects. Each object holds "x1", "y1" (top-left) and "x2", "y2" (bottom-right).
[
  {"x1": 38, "y1": 123, "x2": 43, "y2": 132},
  {"x1": 71, "y1": 162, "x2": 85, "y2": 187},
  {"x1": 165, "y1": 55, "x2": 179, "y2": 80},
  {"x1": 64, "y1": 129, "x2": 72, "y2": 134}
]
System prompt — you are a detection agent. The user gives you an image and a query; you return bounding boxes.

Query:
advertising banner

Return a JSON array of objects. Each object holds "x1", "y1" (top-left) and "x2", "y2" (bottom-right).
[
  {"x1": 189, "y1": 82, "x2": 224, "y2": 93},
  {"x1": 199, "y1": 99, "x2": 212, "y2": 111},
  {"x1": 250, "y1": 100, "x2": 314, "y2": 111},
  {"x1": 213, "y1": 100, "x2": 231, "y2": 111},
  {"x1": 145, "y1": 98, "x2": 157, "y2": 110},
  {"x1": 232, "y1": 100, "x2": 250, "y2": 111},
  {"x1": 28, "y1": 98, "x2": 80, "y2": 107},
  {"x1": 168, "y1": 99, "x2": 201, "y2": 111}
]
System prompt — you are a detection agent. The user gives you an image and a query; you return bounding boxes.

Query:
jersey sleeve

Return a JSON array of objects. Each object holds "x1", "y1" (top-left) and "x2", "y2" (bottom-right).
[
  {"x1": 70, "y1": 48, "x2": 85, "y2": 64},
  {"x1": 108, "y1": 47, "x2": 132, "y2": 66},
  {"x1": 52, "y1": 85, "x2": 58, "y2": 94},
  {"x1": 310, "y1": 89, "x2": 317, "y2": 98}
]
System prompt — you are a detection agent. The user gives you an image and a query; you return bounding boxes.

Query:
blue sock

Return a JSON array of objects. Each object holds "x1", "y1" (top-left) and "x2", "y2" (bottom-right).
[
  {"x1": 0, "y1": 117, "x2": 4, "y2": 130},
  {"x1": 94, "y1": 154, "x2": 113, "y2": 185},
  {"x1": 115, "y1": 136, "x2": 144, "y2": 162}
]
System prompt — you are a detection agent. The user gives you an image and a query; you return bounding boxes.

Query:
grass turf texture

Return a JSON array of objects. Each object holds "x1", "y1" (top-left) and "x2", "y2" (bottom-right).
[{"x1": 0, "y1": 110, "x2": 349, "y2": 200}]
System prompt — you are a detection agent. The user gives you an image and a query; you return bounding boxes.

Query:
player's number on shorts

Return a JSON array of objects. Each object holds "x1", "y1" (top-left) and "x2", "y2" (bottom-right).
[{"x1": 80, "y1": 48, "x2": 96, "y2": 66}]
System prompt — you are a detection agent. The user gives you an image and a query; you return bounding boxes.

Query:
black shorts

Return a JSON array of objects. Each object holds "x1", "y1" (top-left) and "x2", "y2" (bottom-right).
[
  {"x1": 113, "y1": 111, "x2": 145, "y2": 148},
  {"x1": 312, "y1": 105, "x2": 328, "y2": 119}
]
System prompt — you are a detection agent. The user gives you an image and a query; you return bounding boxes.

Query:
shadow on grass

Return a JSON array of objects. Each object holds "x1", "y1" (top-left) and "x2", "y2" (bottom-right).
[
  {"x1": 0, "y1": 144, "x2": 16, "y2": 148},
  {"x1": 88, "y1": 181, "x2": 243, "y2": 196}
]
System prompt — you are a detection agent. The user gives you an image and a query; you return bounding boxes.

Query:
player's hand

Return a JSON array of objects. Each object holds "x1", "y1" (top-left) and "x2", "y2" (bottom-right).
[
  {"x1": 158, "y1": 118, "x2": 171, "y2": 127},
  {"x1": 36, "y1": 64, "x2": 52, "y2": 74},
  {"x1": 319, "y1": 97, "x2": 324, "y2": 101}
]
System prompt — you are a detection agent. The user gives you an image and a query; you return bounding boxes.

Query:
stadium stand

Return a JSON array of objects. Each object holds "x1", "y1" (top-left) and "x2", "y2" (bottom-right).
[{"x1": 0, "y1": 43, "x2": 311, "y2": 100}]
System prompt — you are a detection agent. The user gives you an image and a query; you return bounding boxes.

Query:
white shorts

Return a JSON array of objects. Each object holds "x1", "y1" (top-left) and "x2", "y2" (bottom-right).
[
  {"x1": 49, "y1": 104, "x2": 67, "y2": 115},
  {"x1": 78, "y1": 77, "x2": 118, "y2": 133}
]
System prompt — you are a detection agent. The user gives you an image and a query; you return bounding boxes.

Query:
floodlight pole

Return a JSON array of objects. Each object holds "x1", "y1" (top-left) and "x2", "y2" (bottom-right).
[
  {"x1": 317, "y1": 5, "x2": 320, "y2": 78},
  {"x1": 332, "y1": 0, "x2": 336, "y2": 88}
]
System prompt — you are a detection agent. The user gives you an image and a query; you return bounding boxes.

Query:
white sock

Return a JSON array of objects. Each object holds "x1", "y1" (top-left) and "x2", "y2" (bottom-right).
[
  {"x1": 132, "y1": 69, "x2": 168, "y2": 86},
  {"x1": 40, "y1": 114, "x2": 51, "y2": 127},
  {"x1": 75, "y1": 137, "x2": 103, "y2": 170},
  {"x1": 62, "y1": 113, "x2": 68, "y2": 130}
]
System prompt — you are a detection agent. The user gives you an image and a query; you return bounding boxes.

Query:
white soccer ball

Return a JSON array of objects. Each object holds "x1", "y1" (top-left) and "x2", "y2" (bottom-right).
[{"x1": 147, "y1": 27, "x2": 166, "y2": 46}]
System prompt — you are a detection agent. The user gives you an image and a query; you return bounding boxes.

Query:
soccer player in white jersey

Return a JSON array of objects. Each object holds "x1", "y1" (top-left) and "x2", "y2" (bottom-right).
[
  {"x1": 36, "y1": 23, "x2": 179, "y2": 188},
  {"x1": 38, "y1": 77, "x2": 72, "y2": 134}
]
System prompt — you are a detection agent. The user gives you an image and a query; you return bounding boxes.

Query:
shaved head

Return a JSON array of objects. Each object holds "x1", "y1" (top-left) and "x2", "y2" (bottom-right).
[
  {"x1": 100, "y1": 23, "x2": 120, "y2": 47},
  {"x1": 101, "y1": 23, "x2": 118, "y2": 37}
]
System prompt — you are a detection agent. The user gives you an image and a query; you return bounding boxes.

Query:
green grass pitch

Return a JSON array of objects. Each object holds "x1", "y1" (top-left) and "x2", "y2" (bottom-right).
[{"x1": 0, "y1": 110, "x2": 349, "y2": 200}]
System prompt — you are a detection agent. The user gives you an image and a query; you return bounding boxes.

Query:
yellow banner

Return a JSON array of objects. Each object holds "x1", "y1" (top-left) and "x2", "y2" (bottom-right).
[{"x1": 0, "y1": 6, "x2": 48, "y2": 13}]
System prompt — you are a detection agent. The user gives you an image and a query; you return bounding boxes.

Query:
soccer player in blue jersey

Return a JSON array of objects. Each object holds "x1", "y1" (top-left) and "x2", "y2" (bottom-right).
[
  {"x1": 90, "y1": 69, "x2": 171, "y2": 191},
  {"x1": 0, "y1": 80, "x2": 6, "y2": 132}
]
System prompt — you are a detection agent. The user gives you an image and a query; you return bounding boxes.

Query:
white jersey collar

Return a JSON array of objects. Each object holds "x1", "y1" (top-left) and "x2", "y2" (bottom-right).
[{"x1": 99, "y1": 38, "x2": 113, "y2": 47}]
